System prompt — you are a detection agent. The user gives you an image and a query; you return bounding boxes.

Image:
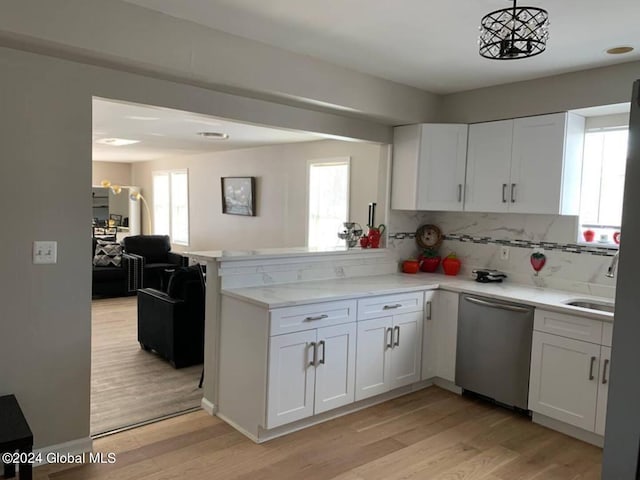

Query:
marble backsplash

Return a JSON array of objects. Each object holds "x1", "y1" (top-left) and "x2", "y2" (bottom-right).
[{"x1": 388, "y1": 210, "x2": 617, "y2": 298}]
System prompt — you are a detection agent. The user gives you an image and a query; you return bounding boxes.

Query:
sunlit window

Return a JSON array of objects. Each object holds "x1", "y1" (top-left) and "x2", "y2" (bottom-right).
[
  {"x1": 308, "y1": 159, "x2": 350, "y2": 249},
  {"x1": 152, "y1": 170, "x2": 189, "y2": 246},
  {"x1": 579, "y1": 128, "x2": 628, "y2": 246}
]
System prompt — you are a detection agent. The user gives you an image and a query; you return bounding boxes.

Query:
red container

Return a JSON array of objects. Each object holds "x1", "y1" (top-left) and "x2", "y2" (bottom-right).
[
  {"x1": 402, "y1": 260, "x2": 420, "y2": 274},
  {"x1": 583, "y1": 229, "x2": 595, "y2": 242},
  {"x1": 359, "y1": 236, "x2": 370, "y2": 248},
  {"x1": 419, "y1": 256, "x2": 441, "y2": 273},
  {"x1": 442, "y1": 254, "x2": 461, "y2": 276}
]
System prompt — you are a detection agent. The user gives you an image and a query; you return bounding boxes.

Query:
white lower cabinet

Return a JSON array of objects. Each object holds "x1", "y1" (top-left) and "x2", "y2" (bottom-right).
[
  {"x1": 529, "y1": 328, "x2": 611, "y2": 436},
  {"x1": 595, "y1": 346, "x2": 611, "y2": 436},
  {"x1": 355, "y1": 311, "x2": 423, "y2": 401},
  {"x1": 267, "y1": 323, "x2": 356, "y2": 428},
  {"x1": 422, "y1": 290, "x2": 458, "y2": 383}
]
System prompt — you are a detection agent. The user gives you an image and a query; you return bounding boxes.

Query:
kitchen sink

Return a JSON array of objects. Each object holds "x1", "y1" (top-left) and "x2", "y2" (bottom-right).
[{"x1": 564, "y1": 299, "x2": 615, "y2": 314}]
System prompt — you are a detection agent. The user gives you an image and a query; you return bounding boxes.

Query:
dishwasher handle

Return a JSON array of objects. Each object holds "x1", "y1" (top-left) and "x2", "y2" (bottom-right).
[{"x1": 464, "y1": 295, "x2": 531, "y2": 314}]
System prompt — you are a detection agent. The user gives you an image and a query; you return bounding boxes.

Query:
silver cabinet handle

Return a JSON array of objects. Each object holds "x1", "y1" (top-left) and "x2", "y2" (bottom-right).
[
  {"x1": 511, "y1": 183, "x2": 516, "y2": 203},
  {"x1": 426, "y1": 301, "x2": 432, "y2": 320},
  {"x1": 464, "y1": 296, "x2": 531, "y2": 313},
  {"x1": 502, "y1": 183, "x2": 508, "y2": 203},
  {"x1": 602, "y1": 359, "x2": 610, "y2": 384},
  {"x1": 394, "y1": 326, "x2": 400, "y2": 347},
  {"x1": 457, "y1": 184, "x2": 463, "y2": 203},
  {"x1": 319, "y1": 340, "x2": 326, "y2": 365},
  {"x1": 383, "y1": 304, "x2": 402, "y2": 310},
  {"x1": 386, "y1": 327, "x2": 393, "y2": 349},
  {"x1": 309, "y1": 342, "x2": 317, "y2": 367},
  {"x1": 304, "y1": 314, "x2": 328, "y2": 321},
  {"x1": 589, "y1": 356, "x2": 597, "y2": 380}
]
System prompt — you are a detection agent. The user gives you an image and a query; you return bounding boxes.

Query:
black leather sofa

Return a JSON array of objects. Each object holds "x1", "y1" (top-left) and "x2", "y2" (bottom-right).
[
  {"x1": 92, "y1": 238, "x2": 142, "y2": 298},
  {"x1": 123, "y1": 235, "x2": 188, "y2": 291},
  {"x1": 137, "y1": 266, "x2": 205, "y2": 368}
]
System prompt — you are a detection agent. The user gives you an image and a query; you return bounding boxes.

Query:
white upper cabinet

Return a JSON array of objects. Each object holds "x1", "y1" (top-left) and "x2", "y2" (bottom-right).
[
  {"x1": 510, "y1": 113, "x2": 584, "y2": 214},
  {"x1": 465, "y1": 120, "x2": 514, "y2": 213},
  {"x1": 392, "y1": 124, "x2": 468, "y2": 211},
  {"x1": 465, "y1": 113, "x2": 585, "y2": 215}
]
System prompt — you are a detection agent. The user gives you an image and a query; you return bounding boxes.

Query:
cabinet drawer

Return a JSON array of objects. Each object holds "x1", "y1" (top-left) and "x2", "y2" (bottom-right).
[
  {"x1": 602, "y1": 322, "x2": 613, "y2": 347},
  {"x1": 357, "y1": 292, "x2": 424, "y2": 321},
  {"x1": 270, "y1": 300, "x2": 357, "y2": 336},
  {"x1": 534, "y1": 309, "x2": 603, "y2": 344}
]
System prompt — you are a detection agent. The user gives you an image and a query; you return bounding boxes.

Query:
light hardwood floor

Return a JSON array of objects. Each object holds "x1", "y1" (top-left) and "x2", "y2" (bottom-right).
[
  {"x1": 39, "y1": 387, "x2": 602, "y2": 480},
  {"x1": 91, "y1": 297, "x2": 202, "y2": 435}
]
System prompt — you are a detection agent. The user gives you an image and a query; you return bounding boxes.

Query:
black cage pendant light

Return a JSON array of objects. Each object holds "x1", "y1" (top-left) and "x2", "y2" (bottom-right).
[{"x1": 479, "y1": 0, "x2": 549, "y2": 60}]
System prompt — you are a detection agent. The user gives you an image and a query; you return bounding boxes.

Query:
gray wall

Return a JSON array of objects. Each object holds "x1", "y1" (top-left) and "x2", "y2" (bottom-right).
[
  {"x1": 441, "y1": 61, "x2": 640, "y2": 123},
  {"x1": 0, "y1": 0, "x2": 440, "y2": 125},
  {"x1": 0, "y1": 45, "x2": 391, "y2": 449},
  {"x1": 601, "y1": 80, "x2": 640, "y2": 479},
  {"x1": 131, "y1": 140, "x2": 385, "y2": 252}
]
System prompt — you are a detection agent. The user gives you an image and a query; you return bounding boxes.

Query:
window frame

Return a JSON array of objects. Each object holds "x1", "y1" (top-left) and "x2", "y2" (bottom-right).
[
  {"x1": 152, "y1": 168, "x2": 190, "y2": 247},
  {"x1": 305, "y1": 157, "x2": 351, "y2": 249},
  {"x1": 577, "y1": 125, "x2": 628, "y2": 248}
]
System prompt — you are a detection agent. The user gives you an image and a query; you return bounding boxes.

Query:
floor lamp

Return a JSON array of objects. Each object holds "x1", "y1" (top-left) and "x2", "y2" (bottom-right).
[{"x1": 100, "y1": 180, "x2": 152, "y2": 234}]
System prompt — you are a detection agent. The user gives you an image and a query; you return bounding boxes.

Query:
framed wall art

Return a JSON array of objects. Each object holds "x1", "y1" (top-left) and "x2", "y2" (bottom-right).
[{"x1": 221, "y1": 177, "x2": 256, "y2": 216}]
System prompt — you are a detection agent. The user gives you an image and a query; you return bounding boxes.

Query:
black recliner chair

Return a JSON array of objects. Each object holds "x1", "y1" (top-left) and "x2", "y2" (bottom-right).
[
  {"x1": 123, "y1": 235, "x2": 188, "y2": 291},
  {"x1": 137, "y1": 265, "x2": 205, "y2": 368}
]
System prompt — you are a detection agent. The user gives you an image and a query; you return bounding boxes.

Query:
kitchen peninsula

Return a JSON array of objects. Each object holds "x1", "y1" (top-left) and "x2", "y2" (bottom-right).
[{"x1": 189, "y1": 247, "x2": 613, "y2": 446}]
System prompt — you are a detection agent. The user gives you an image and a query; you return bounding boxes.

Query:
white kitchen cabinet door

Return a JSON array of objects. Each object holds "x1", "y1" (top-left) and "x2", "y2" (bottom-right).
[
  {"x1": 435, "y1": 291, "x2": 459, "y2": 383},
  {"x1": 421, "y1": 291, "x2": 438, "y2": 380},
  {"x1": 390, "y1": 311, "x2": 423, "y2": 389},
  {"x1": 509, "y1": 113, "x2": 568, "y2": 214},
  {"x1": 595, "y1": 346, "x2": 611, "y2": 436},
  {"x1": 464, "y1": 120, "x2": 513, "y2": 213},
  {"x1": 416, "y1": 124, "x2": 468, "y2": 211},
  {"x1": 314, "y1": 323, "x2": 357, "y2": 414},
  {"x1": 529, "y1": 332, "x2": 600, "y2": 431},
  {"x1": 392, "y1": 124, "x2": 468, "y2": 211},
  {"x1": 355, "y1": 317, "x2": 392, "y2": 401},
  {"x1": 266, "y1": 330, "x2": 317, "y2": 428}
]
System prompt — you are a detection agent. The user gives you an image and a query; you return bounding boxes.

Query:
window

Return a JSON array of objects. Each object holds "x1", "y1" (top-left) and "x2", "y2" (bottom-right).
[
  {"x1": 152, "y1": 170, "x2": 189, "y2": 246},
  {"x1": 307, "y1": 159, "x2": 350, "y2": 249},
  {"x1": 579, "y1": 127, "x2": 628, "y2": 246}
]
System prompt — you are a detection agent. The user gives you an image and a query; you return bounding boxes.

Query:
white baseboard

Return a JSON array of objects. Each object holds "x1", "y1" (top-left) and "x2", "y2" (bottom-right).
[
  {"x1": 532, "y1": 413, "x2": 604, "y2": 447},
  {"x1": 201, "y1": 397, "x2": 217, "y2": 416},
  {"x1": 33, "y1": 436, "x2": 93, "y2": 467}
]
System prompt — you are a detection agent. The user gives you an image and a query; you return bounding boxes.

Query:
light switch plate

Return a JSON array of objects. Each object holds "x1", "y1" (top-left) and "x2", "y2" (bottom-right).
[{"x1": 33, "y1": 241, "x2": 58, "y2": 264}]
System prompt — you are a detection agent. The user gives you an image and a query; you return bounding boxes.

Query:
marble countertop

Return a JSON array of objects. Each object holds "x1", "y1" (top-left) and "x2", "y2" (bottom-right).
[
  {"x1": 222, "y1": 272, "x2": 614, "y2": 322},
  {"x1": 187, "y1": 246, "x2": 388, "y2": 262}
]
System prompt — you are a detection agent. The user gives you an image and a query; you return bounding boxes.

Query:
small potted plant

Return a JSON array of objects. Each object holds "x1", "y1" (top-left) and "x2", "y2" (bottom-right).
[{"x1": 418, "y1": 249, "x2": 441, "y2": 273}]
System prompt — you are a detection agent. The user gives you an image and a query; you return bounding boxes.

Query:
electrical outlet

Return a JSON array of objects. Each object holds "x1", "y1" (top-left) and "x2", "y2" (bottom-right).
[
  {"x1": 33, "y1": 241, "x2": 58, "y2": 264},
  {"x1": 500, "y1": 246, "x2": 510, "y2": 260}
]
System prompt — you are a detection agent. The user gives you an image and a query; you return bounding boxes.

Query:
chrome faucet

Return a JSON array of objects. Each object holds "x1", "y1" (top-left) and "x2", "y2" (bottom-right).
[{"x1": 606, "y1": 251, "x2": 619, "y2": 278}]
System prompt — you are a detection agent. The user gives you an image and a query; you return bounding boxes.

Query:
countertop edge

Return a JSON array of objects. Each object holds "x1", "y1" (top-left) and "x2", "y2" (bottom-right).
[{"x1": 221, "y1": 274, "x2": 614, "y2": 322}]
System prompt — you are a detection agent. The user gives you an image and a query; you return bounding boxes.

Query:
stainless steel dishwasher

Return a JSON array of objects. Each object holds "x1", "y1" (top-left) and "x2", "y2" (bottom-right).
[{"x1": 456, "y1": 294, "x2": 534, "y2": 410}]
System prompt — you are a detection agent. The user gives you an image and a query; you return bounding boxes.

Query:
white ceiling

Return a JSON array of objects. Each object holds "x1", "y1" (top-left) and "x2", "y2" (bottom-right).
[
  {"x1": 123, "y1": 0, "x2": 640, "y2": 94},
  {"x1": 92, "y1": 98, "x2": 327, "y2": 162}
]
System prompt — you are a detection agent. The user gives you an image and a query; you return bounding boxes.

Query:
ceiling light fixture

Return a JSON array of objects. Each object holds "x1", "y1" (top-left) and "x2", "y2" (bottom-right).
[
  {"x1": 479, "y1": 0, "x2": 550, "y2": 60},
  {"x1": 606, "y1": 46, "x2": 634, "y2": 55},
  {"x1": 95, "y1": 138, "x2": 141, "y2": 146},
  {"x1": 197, "y1": 131, "x2": 229, "y2": 140}
]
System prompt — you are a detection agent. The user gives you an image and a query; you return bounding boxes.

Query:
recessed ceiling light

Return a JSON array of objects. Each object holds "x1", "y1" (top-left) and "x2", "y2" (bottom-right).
[
  {"x1": 606, "y1": 46, "x2": 634, "y2": 55},
  {"x1": 95, "y1": 138, "x2": 141, "y2": 146},
  {"x1": 197, "y1": 131, "x2": 229, "y2": 140}
]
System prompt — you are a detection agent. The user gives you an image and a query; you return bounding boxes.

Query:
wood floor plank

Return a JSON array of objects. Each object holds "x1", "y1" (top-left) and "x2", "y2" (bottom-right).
[
  {"x1": 36, "y1": 388, "x2": 603, "y2": 480},
  {"x1": 91, "y1": 297, "x2": 203, "y2": 435}
]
